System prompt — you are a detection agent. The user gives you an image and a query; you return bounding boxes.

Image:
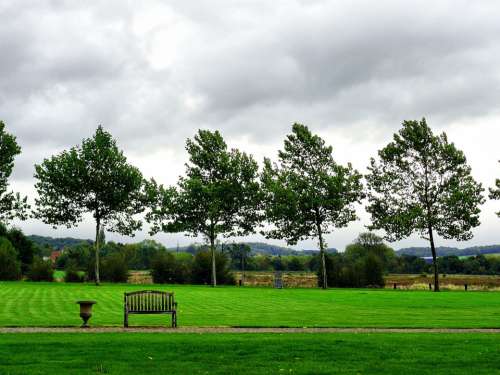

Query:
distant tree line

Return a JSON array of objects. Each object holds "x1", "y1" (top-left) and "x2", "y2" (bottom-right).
[{"x1": 0, "y1": 118, "x2": 498, "y2": 291}]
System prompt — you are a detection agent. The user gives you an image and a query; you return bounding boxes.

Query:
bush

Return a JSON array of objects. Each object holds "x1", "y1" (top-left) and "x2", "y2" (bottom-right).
[
  {"x1": 27, "y1": 257, "x2": 54, "y2": 282},
  {"x1": 287, "y1": 257, "x2": 305, "y2": 271},
  {"x1": 363, "y1": 253, "x2": 385, "y2": 287},
  {"x1": 318, "y1": 252, "x2": 384, "y2": 288},
  {"x1": 64, "y1": 261, "x2": 84, "y2": 283},
  {"x1": 151, "y1": 251, "x2": 191, "y2": 284},
  {"x1": 100, "y1": 253, "x2": 129, "y2": 283},
  {"x1": 0, "y1": 237, "x2": 22, "y2": 280},
  {"x1": 191, "y1": 250, "x2": 235, "y2": 285}
]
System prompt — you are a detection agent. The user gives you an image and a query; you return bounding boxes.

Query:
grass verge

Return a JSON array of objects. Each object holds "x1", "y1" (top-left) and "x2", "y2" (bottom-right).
[{"x1": 1, "y1": 333, "x2": 500, "y2": 374}]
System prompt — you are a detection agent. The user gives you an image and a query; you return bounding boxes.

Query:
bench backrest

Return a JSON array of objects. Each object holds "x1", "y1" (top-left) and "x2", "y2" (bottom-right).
[{"x1": 125, "y1": 290, "x2": 175, "y2": 312}]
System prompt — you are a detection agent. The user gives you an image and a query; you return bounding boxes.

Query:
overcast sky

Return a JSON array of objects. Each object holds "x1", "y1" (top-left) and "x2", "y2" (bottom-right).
[{"x1": 1, "y1": 1, "x2": 499, "y2": 251}]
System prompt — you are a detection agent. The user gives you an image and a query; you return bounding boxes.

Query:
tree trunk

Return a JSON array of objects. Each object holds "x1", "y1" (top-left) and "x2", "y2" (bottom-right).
[
  {"x1": 95, "y1": 219, "x2": 101, "y2": 286},
  {"x1": 428, "y1": 224, "x2": 439, "y2": 292},
  {"x1": 241, "y1": 254, "x2": 245, "y2": 286},
  {"x1": 317, "y1": 222, "x2": 327, "y2": 289},
  {"x1": 210, "y1": 236, "x2": 217, "y2": 287}
]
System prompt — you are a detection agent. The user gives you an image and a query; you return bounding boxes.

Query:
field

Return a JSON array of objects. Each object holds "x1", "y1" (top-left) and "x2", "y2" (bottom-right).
[
  {"x1": 1, "y1": 332, "x2": 500, "y2": 374},
  {"x1": 2, "y1": 282, "x2": 500, "y2": 374},
  {"x1": 1, "y1": 281, "x2": 500, "y2": 328}
]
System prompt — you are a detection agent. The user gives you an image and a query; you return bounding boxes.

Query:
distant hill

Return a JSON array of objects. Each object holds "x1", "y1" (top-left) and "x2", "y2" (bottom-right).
[
  {"x1": 397, "y1": 245, "x2": 500, "y2": 257},
  {"x1": 243, "y1": 242, "x2": 337, "y2": 256},
  {"x1": 26, "y1": 235, "x2": 328, "y2": 255},
  {"x1": 169, "y1": 241, "x2": 337, "y2": 256},
  {"x1": 28, "y1": 235, "x2": 93, "y2": 250}
]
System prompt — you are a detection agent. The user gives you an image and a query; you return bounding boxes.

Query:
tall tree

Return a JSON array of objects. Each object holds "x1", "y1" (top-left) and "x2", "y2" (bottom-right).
[
  {"x1": 261, "y1": 123, "x2": 364, "y2": 289},
  {"x1": 34, "y1": 126, "x2": 144, "y2": 285},
  {"x1": 0, "y1": 121, "x2": 29, "y2": 222},
  {"x1": 145, "y1": 130, "x2": 261, "y2": 287},
  {"x1": 366, "y1": 118, "x2": 484, "y2": 291}
]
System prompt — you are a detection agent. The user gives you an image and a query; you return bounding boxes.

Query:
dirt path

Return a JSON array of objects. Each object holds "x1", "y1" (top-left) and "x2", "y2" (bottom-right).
[{"x1": 1, "y1": 327, "x2": 500, "y2": 334}]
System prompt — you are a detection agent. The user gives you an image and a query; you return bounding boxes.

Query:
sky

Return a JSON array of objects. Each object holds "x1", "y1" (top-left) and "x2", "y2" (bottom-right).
[{"x1": 1, "y1": 0, "x2": 499, "y2": 251}]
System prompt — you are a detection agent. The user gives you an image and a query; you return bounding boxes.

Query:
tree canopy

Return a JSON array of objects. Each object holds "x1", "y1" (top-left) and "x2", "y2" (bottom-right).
[
  {"x1": 34, "y1": 126, "x2": 144, "y2": 284},
  {"x1": 366, "y1": 118, "x2": 484, "y2": 291},
  {"x1": 261, "y1": 123, "x2": 364, "y2": 288},
  {"x1": 146, "y1": 129, "x2": 261, "y2": 286},
  {"x1": 0, "y1": 121, "x2": 29, "y2": 222}
]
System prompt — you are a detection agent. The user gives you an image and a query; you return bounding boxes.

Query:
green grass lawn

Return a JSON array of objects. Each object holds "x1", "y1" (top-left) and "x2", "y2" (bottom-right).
[
  {"x1": 1, "y1": 282, "x2": 500, "y2": 328},
  {"x1": 1, "y1": 333, "x2": 499, "y2": 374}
]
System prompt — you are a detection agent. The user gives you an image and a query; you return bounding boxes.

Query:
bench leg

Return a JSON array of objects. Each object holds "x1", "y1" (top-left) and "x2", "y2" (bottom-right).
[
  {"x1": 124, "y1": 311, "x2": 128, "y2": 328},
  {"x1": 172, "y1": 312, "x2": 177, "y2": 328}
]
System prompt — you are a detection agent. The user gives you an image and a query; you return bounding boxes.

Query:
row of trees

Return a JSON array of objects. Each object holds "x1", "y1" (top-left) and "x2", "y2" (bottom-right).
[{"x1": 0, "y1": 119, "x2": 494, "y2": 291}]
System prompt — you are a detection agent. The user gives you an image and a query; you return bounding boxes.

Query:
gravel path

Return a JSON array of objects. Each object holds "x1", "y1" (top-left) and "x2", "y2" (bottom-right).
[{"x1": 1, "y1": 327, "x2": 500, "y2": 334}]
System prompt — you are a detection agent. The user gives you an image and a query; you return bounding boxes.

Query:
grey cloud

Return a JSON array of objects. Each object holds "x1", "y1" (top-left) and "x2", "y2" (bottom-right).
[{"x1": 1, "y1": 0, "x2": 499, "y2": 249}]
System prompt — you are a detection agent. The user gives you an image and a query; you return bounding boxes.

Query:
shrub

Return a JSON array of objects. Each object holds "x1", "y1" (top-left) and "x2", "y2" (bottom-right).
[
  {"x1": 64, "y1": 261, "x2": 84, "y2": 283},
  {"x1": 0, "y1": 237, "x2": 22, "y2": 280},
  {"x1": 100, "y1": 253, "x2": 129, "y2": 283},
  {"x1": 151, "y1": 251, "x2": 191, "y2": 284},
  {"x1": 318, "y1": 252, "x2": 384, "y2": 288},
  {"x1": 27, "y1": 257, "x2": 54, "y2": 281},
  {"x1": 363, "y1": 253, "x2": 385, "y2": 287},
  {"x1": 288, "y1": 257, "x2": 305, "y2": 271},
  {"x1": 191, "y1": 250, "x2": 235, "y2": 285}
]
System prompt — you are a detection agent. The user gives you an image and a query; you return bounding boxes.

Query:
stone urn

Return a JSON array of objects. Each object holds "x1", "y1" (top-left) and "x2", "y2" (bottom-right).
[{"x1": 76, "y1": 300, "x2": 97, "y2": 328}]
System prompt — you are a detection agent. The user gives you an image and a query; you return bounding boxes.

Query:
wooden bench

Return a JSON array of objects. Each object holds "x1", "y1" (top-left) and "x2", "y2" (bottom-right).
[{"x1": 124, "y1": 290, "x2": 177, "y2": 328}]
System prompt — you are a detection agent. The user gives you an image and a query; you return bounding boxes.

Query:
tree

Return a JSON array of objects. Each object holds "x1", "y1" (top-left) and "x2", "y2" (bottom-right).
[
  {"x1": 146, "y1": 130, "x2": 261, "y2": 287},
  {"x1": 261, "y1": 123, "x2": 364, "y2": 289},
  {"x1": 191, "y1": 249, "x2": 235, "y2": 285},
  {"x1": 345, "y1": 232, "x2": 395, "y2": 268},
  {"x1": 0, "y1": 237, "x2": 21, "y2": 280},
  {"x1": 34, "y1": 126, "x2": 144, "y2": 285},
  {"x1": 0, "y1": 121, "x2": 29, "y2": 222},
  {"x1": 366, "y1": 118, "x2": 484, "y2": 291},
  {"x1": 6, "y1": 227, "x2": 35, "y2": 274}
]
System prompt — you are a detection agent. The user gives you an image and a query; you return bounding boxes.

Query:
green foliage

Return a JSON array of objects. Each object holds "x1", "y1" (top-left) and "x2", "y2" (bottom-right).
[
  {"x1": 191, "y1": 250, "x2": 235, "y2": 285},
  {"x1": 261, "y1": 123, "x2": 364, "y2": 288},
  {"x1": 318, "y1": 235, "x2": 388, "y2": 288},
  {"x1": 388, "y1": 255, "x2": 428, "y2": 274},
  {"x1": 287, "y1": 256, "x2": 306, "y2": 271},
  {"x1": 56, "y1": 242, "x2": 93, "y2": 269},
  {"x1": 228, "y1": 243, "x2": 251, "y2": 271},
  {"x1": 366, "y1": 118, "x2": 484, "y2": 291},
  {"x1": 63, "y1": 261, "x2": 84, "y2": 283},
  {"x1": 28, "y1": 235, "x2": 93, "y2": 250},
  {"x1": 0, "y1": 121, "x2": 29, "y2": 222},
  {"x1": 6, "y1": 227, "x2": 35, "y2": 274},
  {"x1": 146, "y1": 129, "x2": 261, "y2": 286},
  {"x1": 100, "y1": 253, "x2": 129, "y2": 283},
  {"x1": 129, "y1": 240, "x2": 166, "y2": 270},
  {"x1": 345, "y1": 232, "x2": 395, "y2": 268},
  {"x1": 26, "y1": 257, "x2": 54, "y2": 282},
  {"x1": 151, "y1": 251, "x2": 192, "y2": 284},
  {"x1": 0, "y1": 237, "x2": 21, "y2": 280},
  {"x1": 34, "y1": 126, "x2": 145, "y2": 284}
]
